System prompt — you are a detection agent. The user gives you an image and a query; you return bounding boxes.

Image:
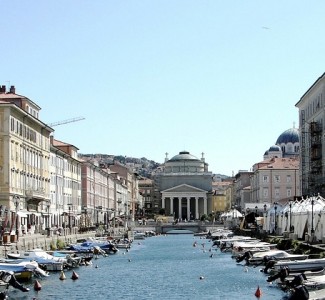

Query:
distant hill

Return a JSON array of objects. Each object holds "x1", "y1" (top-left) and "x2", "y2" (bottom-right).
[
  {"x1": 79, "y1": 153, "x2": 229, "y2": 180},
  {"x1": 79, "y1": 153, "x2": 161, "y2": 178}
]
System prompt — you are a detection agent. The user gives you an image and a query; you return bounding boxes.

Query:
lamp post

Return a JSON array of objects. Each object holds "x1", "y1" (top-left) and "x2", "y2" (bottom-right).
[
  {"x1": 311, "y1": 197, "x2": 315, "y2": 243},
  {"x1": 274, "y1": 202, "x2": 278, "y2": 234},
  {"x1": 83, "y1": 206, "x2": 88, "y2": 231},
  {"x1": 67, "y1": 204, "x2": 72, "y2": 233},
  {"x1": 13, "y1": 195, "x2": 20, "y2": 241},
  {"x1": 124, "y1": 203, "x2": 128, "y2": 231},
  {"x1": 46, "y1": 201, "x2": 50, "y2": 236},
  {"x1": 289, "y1": 200, "x2": 293, "y2": 233}
]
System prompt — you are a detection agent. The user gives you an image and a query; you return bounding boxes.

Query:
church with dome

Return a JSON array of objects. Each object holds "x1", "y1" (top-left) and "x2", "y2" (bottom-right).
[
  {"x1": 153, "y1": 151, "x2": 213, "y2": 221},
  {"x1": 263, "y1": 126, "x2": 299, "y2": 160}
]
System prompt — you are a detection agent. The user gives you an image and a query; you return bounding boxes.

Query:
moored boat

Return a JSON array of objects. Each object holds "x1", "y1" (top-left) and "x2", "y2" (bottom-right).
[{"x1": 272, "y1": 258, "x2": 325, "y2": 273}]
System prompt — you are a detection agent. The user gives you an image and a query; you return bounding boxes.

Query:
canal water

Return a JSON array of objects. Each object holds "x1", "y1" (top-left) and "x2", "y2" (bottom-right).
[{"x1": 10, "y1": 233, "x2": 287, "y2": 299}]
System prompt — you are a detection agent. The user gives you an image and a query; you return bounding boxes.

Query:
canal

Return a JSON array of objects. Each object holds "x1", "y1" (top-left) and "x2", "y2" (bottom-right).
[{"x1": 9, "y1": 233, "x2": 287, "y2": 299}]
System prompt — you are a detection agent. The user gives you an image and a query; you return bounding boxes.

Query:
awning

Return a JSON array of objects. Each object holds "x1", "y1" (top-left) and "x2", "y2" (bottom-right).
[{"x1": 17, "y1": 211, "x2": 28, "y2": 218}]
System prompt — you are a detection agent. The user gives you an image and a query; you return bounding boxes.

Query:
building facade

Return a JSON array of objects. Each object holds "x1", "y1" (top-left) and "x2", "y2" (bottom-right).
[
  {"x1": 154, "y1": 151, "x2": 213, "y2": 220},
  {"x1": 250, "y1": 157, "x2": 300, "y2": 206},
  {"x1": 296, "y1": 72, "x2": 325, "y2": 196},
  {"x1": 50, "y1": 137, "x2": 82, "y2": 232},
  {"x1": 0, "y1": 85, "x2": 53, "y2": 237}
]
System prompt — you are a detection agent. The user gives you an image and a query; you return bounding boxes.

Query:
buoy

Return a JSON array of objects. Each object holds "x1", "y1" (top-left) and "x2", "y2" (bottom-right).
[
  {"x1": 128, "y1": 259, "x2": 131, "y2": 262},
  {"x1": 95, "y1": 264, "x2": 99, "y2": 268},
  {"x1": 210, "y1": 254, "x2": 213, "y2": 258},
  {"x1": 34, "y1": 280, "x2": 42, "y2": 291},
  {"x1": 71, "y1": 271, "x2": 79, "y2": 280},
  {"x1": 255, "y1": 286, "x2": 262, "y2": 298},
  {"x1": 59, "y1": 271, "x2": 66, "y2": 280},
  {"x1": 199, "y1": 276, "x2": 204, "y2": 280}
]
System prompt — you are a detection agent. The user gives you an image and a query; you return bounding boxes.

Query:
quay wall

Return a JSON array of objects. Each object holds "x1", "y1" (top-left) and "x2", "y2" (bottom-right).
[{"x1": 0, "y1": 232, "x2": 97, "y2": 258}]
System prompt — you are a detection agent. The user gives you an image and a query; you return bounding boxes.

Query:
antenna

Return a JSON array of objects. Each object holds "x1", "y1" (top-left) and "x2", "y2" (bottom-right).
[{"x1": 48, "y1": 116, "x2": 85, "y2": 127}]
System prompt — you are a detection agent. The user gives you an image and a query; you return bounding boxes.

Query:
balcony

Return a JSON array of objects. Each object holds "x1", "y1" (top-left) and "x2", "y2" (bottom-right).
[{"x1": 25, "y1": 187, "x2": 46, "y2": 199}]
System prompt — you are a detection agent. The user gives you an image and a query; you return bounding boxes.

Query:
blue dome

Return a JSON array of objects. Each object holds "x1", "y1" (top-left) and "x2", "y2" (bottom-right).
[
  {"x1": 276, "y1": 128, "x2": 299, "y2": 144},
  {"x1": 269, "y1": 145, "x2": 281, "y2": 152},
  {"x1": 169, "y1": 151, "x2": 200, "y2": 162}
]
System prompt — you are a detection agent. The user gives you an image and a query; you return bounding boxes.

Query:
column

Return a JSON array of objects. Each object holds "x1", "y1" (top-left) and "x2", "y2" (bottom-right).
[
  {"x1": 203, "y1": 196, "x2": 207, "y2": 215},
  {"x1": 195, "y1": 197, "x2": 199, "y2": 220},
  {"x1": 178, "y1": 197, "x2": 182, "y2": 220},
  {"x1": 170, "y1": 197, "x2": 174, "y2": 217},
  {"x1": 187, "y1": 197, "x2": 190, "y2": 221},
  {"x1": 162, "y1": 197, "x2": 165, "y2": 209}
]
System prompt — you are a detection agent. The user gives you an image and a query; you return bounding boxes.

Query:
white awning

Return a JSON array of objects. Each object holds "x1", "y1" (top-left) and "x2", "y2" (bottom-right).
[{"x1": 17, "y1": 211, "x2": 28, "y2": 218}]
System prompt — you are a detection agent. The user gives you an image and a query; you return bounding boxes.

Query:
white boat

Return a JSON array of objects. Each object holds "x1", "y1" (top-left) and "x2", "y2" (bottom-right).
[
  {"x1": 273, "y1": 258, "x2": 325, "y2": 273},
  {"x1": 309, "y1": 288, "x2": 325, "y2": 300},
  {"x1": 231, "y1": 241, "x2": 277, "y2": 258},
  {"x1": 133, "y1": 232, "x2": 146, "y2": 240},
  {"x1": 247, "y1": 249, "x2": 308, "y2": 265},
  {"x1": 0, "y1": 259, "x2": 48, "y2": 280},
  {"x1": 214, "y1": 236, "x2": 260, "y2": 250},
  {"x1": 18, "y1": 249, "x2": 66, "y2": 271}
]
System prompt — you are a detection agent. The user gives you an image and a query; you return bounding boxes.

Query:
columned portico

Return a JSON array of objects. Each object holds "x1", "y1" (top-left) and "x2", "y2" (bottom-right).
[{"x1": 161, "y1": 184, "x2": 209, "y2": 221}]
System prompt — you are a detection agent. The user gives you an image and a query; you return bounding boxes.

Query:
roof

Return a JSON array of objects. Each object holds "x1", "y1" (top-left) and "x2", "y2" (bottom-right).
[
  {"x1": 168, "y1": 151, "x2": 200, "y2": 162},
  {"x1": 256, "y1": 157, "x2": 299, "y2": 170}
]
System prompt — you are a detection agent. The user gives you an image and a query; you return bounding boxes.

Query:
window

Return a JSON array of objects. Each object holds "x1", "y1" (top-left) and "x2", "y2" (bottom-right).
[
  {"x1": 287, "y1": 189, "x2": 292, "y2": 197},
  {"x1": 274, "y1": 175, "x2": 280, "y2": 183},
  {"x1": 263, "y1": 188, "x2": 268, "y2": 198},
  {"x1": 287, "y1": 175, "x2": 291, "y2": 183},
  {"x1": 275, "y1": 188, "x2": 280, "y2": 198},
  {"x1": 263, "y1": 176, "x2": 269, "y2": 183}
]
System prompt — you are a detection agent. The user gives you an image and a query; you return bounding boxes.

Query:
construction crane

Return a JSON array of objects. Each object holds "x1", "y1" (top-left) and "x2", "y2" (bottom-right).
[{"x1": 48, "y1": 116, "x2": 85, "y2": 127}]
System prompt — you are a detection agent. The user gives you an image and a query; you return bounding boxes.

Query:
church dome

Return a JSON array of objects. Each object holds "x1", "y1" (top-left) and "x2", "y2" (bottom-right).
[
  {"x1": 269, "y1": 145, "x2": 281, "y2": 152},
  {"x1": 169, "y1": 151, "x2": 200, "y2": 162},
  {"x1": 276, "y1": 128, "x2": 299, "y2": 144}
]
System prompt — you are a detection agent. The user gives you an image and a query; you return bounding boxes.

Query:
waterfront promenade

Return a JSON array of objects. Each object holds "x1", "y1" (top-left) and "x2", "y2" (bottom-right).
[{"x1": 0, "y1": 230, "x2": 97, "y2": 257}]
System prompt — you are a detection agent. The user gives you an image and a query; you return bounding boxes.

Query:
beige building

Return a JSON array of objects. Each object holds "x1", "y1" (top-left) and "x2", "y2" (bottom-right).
[
  {"x1": 250, "y1": 157, "x2": 300, "y2": 207},
  {"x1": 295, "y1": 72, "x2": 325, "y2": 196},
  {"x1": 50, "y1": 137, "x2": 82, "y2": 232},
  {"x1": 0, "y1": 85, "x2": 53, "y2": 237}
]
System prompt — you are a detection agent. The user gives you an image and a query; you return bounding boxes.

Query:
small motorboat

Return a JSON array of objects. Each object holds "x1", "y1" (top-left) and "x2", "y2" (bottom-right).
[
  {"x1": 16, "y1": 249, "x2": 66, "y2": 271},
  {"x1": 231, "y1": 241, "x2": 277, "y2": 258},
  {"x1": 272, "y1": 258, "x2": 325, "y2": 273},
  {"x1": 238, "y1": 249, "x2": 308, "y2": 265},
  {"x1": 0, "y1": 260, "x2": 48, "y2": 281}
]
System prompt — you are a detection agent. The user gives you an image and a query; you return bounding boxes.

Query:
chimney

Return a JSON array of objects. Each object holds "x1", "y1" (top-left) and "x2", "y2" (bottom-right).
[
  {"x1": 9, "y1": 86, "x2": 15, "y2": 94},
  {"x1": 0, "y1": 85, "x2": 5, "y2": 93}
]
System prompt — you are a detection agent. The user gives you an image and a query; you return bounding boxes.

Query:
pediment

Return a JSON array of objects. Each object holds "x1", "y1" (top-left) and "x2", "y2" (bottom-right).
[{"x1": 162, "y1": 184, "x2": 207, "y2": 193}]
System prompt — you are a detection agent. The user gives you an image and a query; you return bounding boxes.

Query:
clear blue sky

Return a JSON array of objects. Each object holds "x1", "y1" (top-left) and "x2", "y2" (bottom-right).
[{"x1": 1, "y1": 1, "x2": 324, "y2": 176}]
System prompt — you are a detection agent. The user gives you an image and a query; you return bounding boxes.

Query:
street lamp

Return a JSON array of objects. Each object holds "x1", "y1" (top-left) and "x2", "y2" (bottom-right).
[
  {"x1": 255, "y1": 206, "x2": 258, "y2": 216},
  {"x1": 311, "y1": 197, "x2": 315, "y2": 243},
  {"x1": 67, "y1": 203, "x2": 72, "y2": 232},
  {"x1": 13, "y1": 195, "x2": 20, "y2": 241},
  {"x1": 274, "y1": 202, "x2": 278, "y2": 234},
  {"x1": 83, "y1": 206, "x2": 88, "y2": 231},
  {"x1": 46, "y1": 201, "x2": 50, "y2": 235},
  {"x1": 289, "y1": 200, "x2": 293, "y2": 232}
]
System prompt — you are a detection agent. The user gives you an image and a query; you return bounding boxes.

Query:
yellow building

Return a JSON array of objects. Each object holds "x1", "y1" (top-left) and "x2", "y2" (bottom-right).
[{"x1": 0, "y1": 86, "x2": 53, "y2": 236}]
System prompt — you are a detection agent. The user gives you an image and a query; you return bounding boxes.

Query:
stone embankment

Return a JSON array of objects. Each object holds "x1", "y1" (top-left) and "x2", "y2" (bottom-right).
[{"x1": 0, "y1": 232, "x2": 97, "y2": 257}]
